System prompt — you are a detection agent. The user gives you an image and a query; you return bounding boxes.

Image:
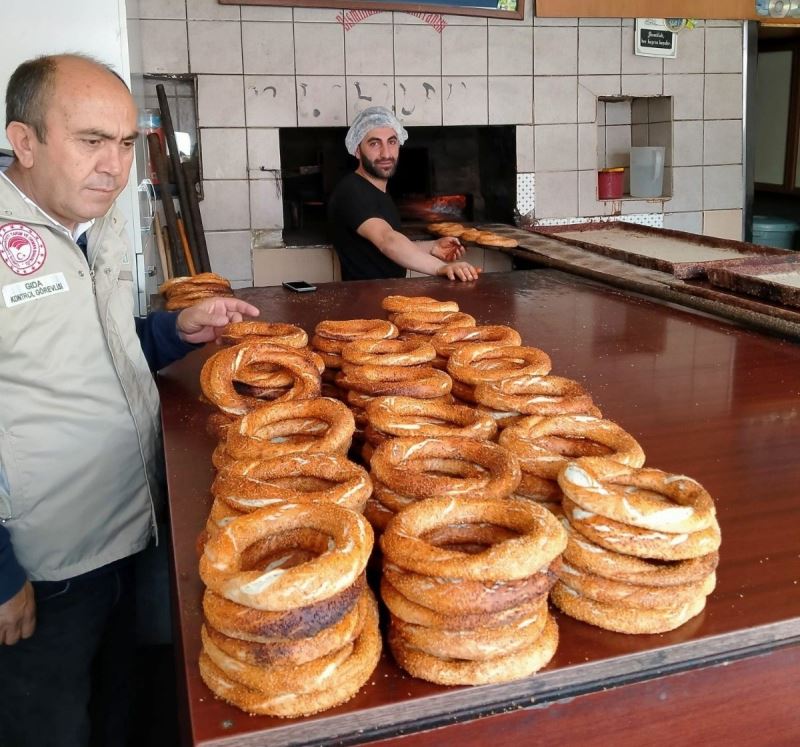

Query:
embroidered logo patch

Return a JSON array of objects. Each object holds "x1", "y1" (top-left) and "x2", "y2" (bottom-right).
[{"x1": 0, "y1": 223, "x2": 47, "y2": 276}]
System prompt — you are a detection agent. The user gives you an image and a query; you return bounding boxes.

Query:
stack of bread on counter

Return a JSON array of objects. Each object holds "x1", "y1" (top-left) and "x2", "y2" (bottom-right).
[{"x1": 191, "y1": 292, "x2": 721, "y2": 716}]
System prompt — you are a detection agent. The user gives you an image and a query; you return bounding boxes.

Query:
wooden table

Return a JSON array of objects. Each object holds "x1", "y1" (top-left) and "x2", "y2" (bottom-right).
[{"x1": 158, "y1": 270, "x2": 800, "y2": 747}]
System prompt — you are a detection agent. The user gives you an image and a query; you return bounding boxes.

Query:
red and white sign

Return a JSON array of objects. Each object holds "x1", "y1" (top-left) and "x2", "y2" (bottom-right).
[{"x1": 0, "y1": 223, "x2": 47, "y2": 276}]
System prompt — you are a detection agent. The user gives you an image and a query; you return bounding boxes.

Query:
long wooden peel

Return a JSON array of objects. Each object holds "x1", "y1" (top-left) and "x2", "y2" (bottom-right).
[
  {"x1": 177, "y1": 217, "x2": 197, "y2": 276},
  {"x1": 182, "y1": 159, "x2": 211, "y2": 273},
  {"x1": 156, "y1": 84, "x2": 203, "y2": 276},
  {"x1": 153, "y1": 212, "x2": 170, "y2": 280},
  {"x1": 147, "y1": 133, "x2": 188, "y2": 276}
]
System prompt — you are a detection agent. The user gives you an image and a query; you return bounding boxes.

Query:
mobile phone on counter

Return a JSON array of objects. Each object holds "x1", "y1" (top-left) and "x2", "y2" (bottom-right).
[{"x1": 282, "y1": 280, "x2": 317, "y2": 293}]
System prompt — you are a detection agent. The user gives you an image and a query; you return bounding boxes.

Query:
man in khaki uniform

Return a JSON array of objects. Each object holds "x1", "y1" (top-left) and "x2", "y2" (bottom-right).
[{"x1": 0, "y1": 54, "x2": 258, "y2": 747}]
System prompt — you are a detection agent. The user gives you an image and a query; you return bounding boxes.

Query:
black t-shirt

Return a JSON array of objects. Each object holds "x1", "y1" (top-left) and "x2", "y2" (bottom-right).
[{"x1": 327, "y1": 172, "x2": 406, "y2": 281}]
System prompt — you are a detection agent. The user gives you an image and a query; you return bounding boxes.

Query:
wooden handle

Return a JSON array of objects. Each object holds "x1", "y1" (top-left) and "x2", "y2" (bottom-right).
[
  {"x1": 177, "y1": 218, "x2": 196, "y2": 276},
  {"x1": 153, "y1": 213, "x2": 170, "y2": 281}
]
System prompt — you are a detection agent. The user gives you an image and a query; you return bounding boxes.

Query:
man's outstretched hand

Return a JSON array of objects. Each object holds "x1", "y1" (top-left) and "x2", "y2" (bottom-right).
[
  {"x1": 437, "y1": 261, "x2": 482, "y2": 282},
  {"x1": 177, "y1": 297, "x2": 260, "y2": 344}
]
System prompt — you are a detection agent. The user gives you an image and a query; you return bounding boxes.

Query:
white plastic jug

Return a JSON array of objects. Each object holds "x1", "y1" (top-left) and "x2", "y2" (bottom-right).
[{"x1": 629, "y1": 146, "x2": 665, "y2": 198}]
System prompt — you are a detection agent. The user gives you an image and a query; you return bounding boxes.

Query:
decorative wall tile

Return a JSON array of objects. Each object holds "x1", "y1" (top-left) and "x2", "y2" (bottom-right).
[
  {"x1": 578, "y1": 27, "x2": 622, "y2": 76},
  {"x1": 297, "y1": 77, "x2": 347, "y2": 127},
  {"x1": 394, "y1": 25, "x2": 442, "y2": 76},
  {"x1": 197, "y1": 75, "x2": 245, "y2": 127},
  {"x1": 346, "y1": 77, "x2": 395, "y2": 123},
  {"x1": 295, "y1": 23, "x2": 345, "y2": 75},
  {"x1": 140, "y1": 20, "x2": 188, "y2": 73},
  {"x1": 533, "y1": 76, "x2": 577, "y2": 124},
  {"x1": 242, "y1": 21, "x2": 296, "y2": 75},
  {"x1": 533, "y1": 27, "x2": 578, "y2": 76},
  {"x1": 442, "y1": 78, "x2": 488, "y2": 126},
  {"x1": 516, "y1": 173, "x2": 535, "y2": 216},
  {"x1": 488, "y1": 77, "x2": 532, "y2": 125},
  {"x1": 443, "y1": 26, "x2": 487, "y2": 76},
  {"x1": 619, "y1": 213, "x2": 664, "y2": 228},
  {"x1": 244, "y1": 76, "x2": 297, "y2": 127},
  {"x1": 246, "y1": 128, "x2": 281, "y2": 178},
  {"x1": 395, "y1": 77, "x2": 442, "y2": 126},
  {"x1": 346, "y1": 23, "x2": 394, "y2": 76},
  {"x1": 488, "y1": 26, "x2": 533, "y2": 76},
  {"x1": 200, "y1": 128, "x2": 248, "y2": 180}
]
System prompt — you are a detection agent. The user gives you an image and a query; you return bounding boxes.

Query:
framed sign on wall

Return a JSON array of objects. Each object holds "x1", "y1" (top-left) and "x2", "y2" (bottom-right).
[{"x1": 218, "y1": 0, "x2": 524, "y2": 21}]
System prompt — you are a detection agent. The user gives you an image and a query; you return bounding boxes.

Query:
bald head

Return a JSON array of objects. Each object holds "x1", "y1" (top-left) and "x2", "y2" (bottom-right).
[{"x1": 5, "y1": 53, "x2": 129, "y2": 143}]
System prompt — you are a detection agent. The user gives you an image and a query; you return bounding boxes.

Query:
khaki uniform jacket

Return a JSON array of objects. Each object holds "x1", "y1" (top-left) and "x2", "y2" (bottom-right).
[{"x1": 0, "y1": 175, "x2": 160, "y2": 581}]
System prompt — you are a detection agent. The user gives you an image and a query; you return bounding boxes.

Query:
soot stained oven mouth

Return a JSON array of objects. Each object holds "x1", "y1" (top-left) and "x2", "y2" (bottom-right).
[{"x1": 278, "y1": 126, "x2": 517, "y2": 246}]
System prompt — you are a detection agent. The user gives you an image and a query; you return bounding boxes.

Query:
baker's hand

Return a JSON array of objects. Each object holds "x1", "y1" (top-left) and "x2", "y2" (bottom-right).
[
  {"x1": 0, "y1": 581, "x2": 36, "y2": 646},
  {"x1": 177, "y1": 297, "x2": 260, "y2": 344},
  {"x1": 431, "y1": 237, "x2": 465, "y2": 262},
  {"x1": 436, "y1": 261, "x2": 482, "y2": 282}
]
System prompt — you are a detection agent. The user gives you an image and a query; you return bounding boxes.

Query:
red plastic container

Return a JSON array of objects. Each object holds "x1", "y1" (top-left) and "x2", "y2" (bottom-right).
[{"x1": 598, "y1": 168, "x2": 624, "y2": 200}]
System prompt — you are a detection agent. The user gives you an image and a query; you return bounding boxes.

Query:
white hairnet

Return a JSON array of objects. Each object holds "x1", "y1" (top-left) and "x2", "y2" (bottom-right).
[{"x1": 345, "y1": 106, "x2": 408, "y2": 156}]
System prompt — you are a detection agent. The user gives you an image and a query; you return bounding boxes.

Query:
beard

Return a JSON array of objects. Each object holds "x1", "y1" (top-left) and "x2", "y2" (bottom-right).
[{"x1": 359, "y1": 150, "x2": 398, "y2": 180}]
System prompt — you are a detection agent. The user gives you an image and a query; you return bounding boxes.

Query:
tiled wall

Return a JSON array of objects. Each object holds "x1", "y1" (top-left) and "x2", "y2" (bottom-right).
[{"x1": 134, "y1": 0, "x2": 746, "y2": 286}]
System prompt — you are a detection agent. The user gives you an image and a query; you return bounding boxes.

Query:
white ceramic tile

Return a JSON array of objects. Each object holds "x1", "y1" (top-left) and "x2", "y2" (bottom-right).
[
  {"x1": 293, "y1": 9, "x2": 342, "y2": 23},
  {"x1": 578, "y1": 123, "x2": 598, "y2": 171},
  {"x1": 534, "y1": 171, "x2": 578, "y2": 219},
  {"x1": 297, "y1": 77, "x2": 347, "y2": 127},
  {"x1": 489, "y1": 26, "x2": 533, "y2": 76},
  {"x1": 578, "y1": 27, "x2": 621, "y2": 76},
  {"x1": 604, "y1": 125, "x2": 631, "y2": 168},
  {"x1": 663, "y1": 28, "x2": 704, "y2": 75},
  {"x1": 631, "y1": 98, "x2": 648, "y2": 124},
  {"x1": 442, "y1": 26, "x2": 487, "y2": 76},
  {"x1": 578, "y1": 170, "x2": 614, "y2": 217},
  {"x1": 648, "y1": 96, "x2": 672, "y2": 123},
  {"x1": 137, "y1": 0, "x2": 186, "y2": 20},
  {"x1": 666, "y1": 166, "x2": 702, "y2": 213},
  {"x1": 704, "y1": 119, "x2": 742, "y2": 166},
  {"x1": 394, "y1": 25, "x2": 442, "y2": 76},
  {"x1": 246, "y1": 128, "x2": 281, "y2": 178},
  {"x1": 488, "y1": 77, "x2": 532, "y2": 124},
  {"x1": 622, "y1": 75, "x2": 662, "y2": 97},
  {"x1": 534, "y1": 18, "x2": 577, "y2": 27},
  {"x1": 578, "y1": 75, "x2": 621, "y2": 122},
  {"x1": 200, "y1": 128, "x2": 247, "y2": 180},
  {"x1": 140, "y1": 21, "x2": 188, "y2": 75},
  {"x1": 199, "y1": 180, "x2": 250, "y2": 230},
  {"x1": 241, "y1": 6, "x2": 292, "y2": 22},
  {"x1": 631, "y1": 123, "x2": 648, "y2": 147},
  {"x1": 346, "y1": 22, "x2": 394, "y2": 76},
  {"x1": 605, "y1": 100, "x2": 630, "y2": 126},
  {"x1": 346, "y1": 77, "x2": 395, "y2": 123},
  {"x1": 186, "y1": 0, "x2": 239, "y2": 21},
  {"x1": 704, "y1": 20, "x2": 742, "y2": 27},
  {"x1": 250, "y1": 178, "x2": 285, "y2": 229},
  {"x1": 672, "y1": 121, "x2": 703, "y2": 167},
  {"x1": 703, "y1": 209, "x2": 743, "y2": 241},
  {"x1": 295, "y1": 23, "x2": 345, "y2": 75},
  {"x1": 533, "y1": 26, "x2": 578, "y2": 76},
  {"x1": 579, "y1": 19, "x2": 621, "y2": 26},
  {"x1": 516, "y1": 125, "x2": 534, "y2": 172},
  {"x1": 704, "y1": 74, "x2": 743, "y2": 120},
  {"x1": 442, "y1": 14, "x2": 487, "y2": 26},
  {"x1": 442, "y1": 78, "x2": 488, "y2": 126},
  {"x1": 534, "y1": 124, "x2": 577, "y2": 172},
  {"x1": 621, "y1": 199, "x2": 664, "y2": 215},
  {"x1": 188, "y1": 21, "x2": 243, "y2": 74},
  {"x1": 664, "y1": 74, "x2": 704, "y2": 120},
  {"x1": 663, "y1": 211, "x2": 703, "y2": 233},
  {"x1": 705, "y1": 27, "x2": 743, "y2": 74},
  {"x1": 395, "y1": 77, "x2": 442, "y2": 126},
  {"x1": 703, "y1": 165, "x2": 743, "y2": 210},
  {"x1": 533, "y1": 76, "x2": 577, "y2": 125},
  {"x1": 621, "y1": 27, "x2": 663, "y2": 75},
  {"x1": 205, "y1": 230, "x2": 253, "y2": 282},
  {"x1": 242, "y1": 22, "x2": 296, "y2": 75},
  {"x1": 244, "y1": 76, "x2": 297, "y2": 127},
  {"x1": 197, "y1": 75, "x2": 245, "y2": 127}
]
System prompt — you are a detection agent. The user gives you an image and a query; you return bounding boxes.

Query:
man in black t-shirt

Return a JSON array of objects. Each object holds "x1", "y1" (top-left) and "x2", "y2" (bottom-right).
[{"x1": 327, "y1": 107, "x2": 481, "y2": 282}]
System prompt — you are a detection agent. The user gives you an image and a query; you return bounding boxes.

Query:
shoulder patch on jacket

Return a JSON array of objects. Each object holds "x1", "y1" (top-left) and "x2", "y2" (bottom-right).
[{"x1": 0, "y1": 223, "x2": 47, "y2": 276}]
